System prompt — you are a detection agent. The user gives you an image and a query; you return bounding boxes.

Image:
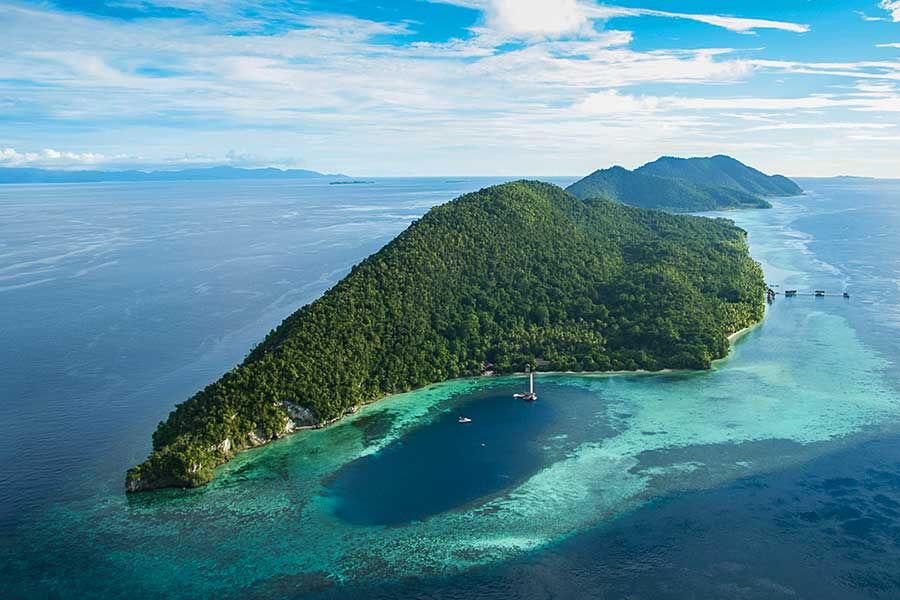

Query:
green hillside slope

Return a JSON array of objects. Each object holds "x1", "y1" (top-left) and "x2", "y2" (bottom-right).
[
  {"x1": 127, "y1": 181, "x2": 765, "y2": 491},
  {"x1": 566, "y1": 166, "x2": 771, "y2": 211},
  {"x1": 636, "y1": 155, "x2": 803, "y2": 197}
]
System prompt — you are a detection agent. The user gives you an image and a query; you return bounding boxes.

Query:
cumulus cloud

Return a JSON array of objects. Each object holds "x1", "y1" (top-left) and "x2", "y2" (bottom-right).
[
  {"x1": 881, "y1": 1, "x2": 900, "y2": 22},
  {"x1": 0, "y1": 148, "x2": 107, "y2": 168},
  {"x1": 485, "y1": 0, "x2": 594, "y2": 38}
]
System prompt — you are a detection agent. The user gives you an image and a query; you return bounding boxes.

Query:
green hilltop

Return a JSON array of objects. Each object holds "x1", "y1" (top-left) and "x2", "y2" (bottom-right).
[
  {"x1": 127, "y1": 181, "x2": 766, "y2": 492},
  {"x1": 566, "y1": 166, "x2": 770, "y2": 212},
  {"x1": 566, "y1": 155, "x2": 802, "y2": 212}
]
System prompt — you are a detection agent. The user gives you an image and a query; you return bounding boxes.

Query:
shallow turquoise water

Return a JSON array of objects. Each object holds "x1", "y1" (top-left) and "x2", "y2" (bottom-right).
[{"x1": 2, "y1": 178, "x2": 900, "y2": 598}]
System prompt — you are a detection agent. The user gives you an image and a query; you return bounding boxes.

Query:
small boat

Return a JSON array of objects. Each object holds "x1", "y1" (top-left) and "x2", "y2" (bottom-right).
[
  {"x1": 458, "y1": 417, "x2": 472, "y2": 424},
  {"x1": 815, "y1": 290, "x2": 826, "y2": 297},
  {"x1": 785, "y1": 290, "x2": 798, "y2": 297},
  {"x1": 843, "y1": 292, "x2": 850, "y2": 299},
  {"x1": 513, "y1": 369, "x2": 538, "y2": 401}
]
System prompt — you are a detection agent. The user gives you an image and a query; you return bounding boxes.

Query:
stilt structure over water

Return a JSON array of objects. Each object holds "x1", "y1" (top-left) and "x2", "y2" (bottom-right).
[
  {"x1": 769, "y1": 288, "x2": 849, "y2": 299},
  {"x1": 514, "y1": 365, "x2": 538, "y2": 401}
]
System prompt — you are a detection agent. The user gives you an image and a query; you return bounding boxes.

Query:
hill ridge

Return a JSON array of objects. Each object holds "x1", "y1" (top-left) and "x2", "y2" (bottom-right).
[
  {"x1": 567, "y1": 155, "x2": 802, "y2": 212},
  {"x1": 126, "y1": 180, "x2": 765, "y2": 492}
]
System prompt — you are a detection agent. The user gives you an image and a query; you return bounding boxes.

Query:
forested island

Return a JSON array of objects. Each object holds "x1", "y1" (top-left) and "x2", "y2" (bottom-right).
[
  {"x1": 127, "y1": 180, "x2": 766, "y2": 492},
  {"x1": 567, "y1": 155, "x2": 802, "y2": 211}
]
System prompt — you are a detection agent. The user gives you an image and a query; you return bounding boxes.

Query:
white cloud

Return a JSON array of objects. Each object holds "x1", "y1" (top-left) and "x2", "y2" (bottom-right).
[
  {"x1": 645, "y1": 11, "x2": 809, "y2": 34},
  {"x1": 572, "y1": 90, "x2": 660, "y2": 114},
  {"x1": 486, "y1": 0, "x2": 593, "y2": 37},
  {"x1": 0, "y1": 0, "x2": 897, "y2": 176},
  {"x1": 587, "y1": 6, "x2": 810, "y2": 35},
  {"x1": 0, "y1": 147, "x2": 107, "y2": 167},
  {"x1": 878, "y1": 43, "x2": 900, "y2": 48},
  {"x1": 569, "y1": 86, "x2": 900, "y2": 121},
  {"x1": 0, "y1": 146, "x2": 307, "y2": 170},
  {"x1": 849, "y1": 134, "x2": 900, "y2": 141},
  {"x1": 881, "y1": 1, "x2": 900, "y2": 22},
  {"x1": 429, "y1": 1, "x2": 810, "y2": 36},
  {"x1": 854, "y1": 82, "x2": 899, "y2": 93},
  {"x1": 469, "y1": 46, "x2": 754, "y2": 90},
  {"x1": 856, "y1": 10, "x2": 887, "y2": 21},
  {"x1": 295, "y1": 15, "x2": 412, "y2": 41},
  {"x1": 742, "y1": 122, "x2": 895, "y2": 132},
  {"x1": 571, "y1": 91, "x2": 898, "y2": 116}
]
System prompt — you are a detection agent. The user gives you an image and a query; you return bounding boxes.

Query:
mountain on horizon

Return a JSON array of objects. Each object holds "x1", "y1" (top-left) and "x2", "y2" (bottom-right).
[
  {"x1": 566, "y1": 155, "x2": 802, "y2": 212},
  {"x1": 637, "y1": 155, "x2": 803, "y2": 197},
  {"x1": 0, "y1": 165, "x2": 347, "y2": 184}
]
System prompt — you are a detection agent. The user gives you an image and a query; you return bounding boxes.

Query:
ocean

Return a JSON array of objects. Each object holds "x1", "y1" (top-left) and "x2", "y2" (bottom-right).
[{"x1": 1, "y1": 176, "x2": 899, "y2": 599}]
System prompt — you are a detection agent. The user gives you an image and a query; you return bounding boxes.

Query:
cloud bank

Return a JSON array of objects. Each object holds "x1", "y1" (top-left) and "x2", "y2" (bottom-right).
[{"x1": 0, "y1": 0, "x2": 898, "y2": 176}]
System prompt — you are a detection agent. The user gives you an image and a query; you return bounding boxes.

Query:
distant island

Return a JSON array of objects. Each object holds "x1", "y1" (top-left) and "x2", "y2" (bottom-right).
[
  {"x1": 127, "y1": 180, "x2": 766, "y2": 492},
  {"x1": 566, "y1": 155, "x2": 802, "y2": 212},
  {"x1": 0, "y1": 165, "x2": 347, "y2": 184},
  {"x1": 330, "y1": 180, "x2": 374, "y2": 185}
]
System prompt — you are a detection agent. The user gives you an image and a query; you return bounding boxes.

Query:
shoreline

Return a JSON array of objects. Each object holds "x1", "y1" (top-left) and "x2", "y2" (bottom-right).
[
  {"x1": 278, "y1": 320, "x2": 761, "y2": 432},
  {"x1": 530, "y1": 367, "x2": 682, "y2": 377},
  {"x1": 727, "y1": 322, "x2": 759, "y2": 343},
  {"x1": 131, "y1": 319, "x2": 763, "y2": 493}
]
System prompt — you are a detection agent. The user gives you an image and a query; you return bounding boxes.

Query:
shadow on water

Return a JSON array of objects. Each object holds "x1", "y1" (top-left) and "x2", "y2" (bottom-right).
[
  {"x1": 325, "y1": 387, "x2": 559, "y2": 526},
  {"x1": 302, "y1": 435, "x2": 900, "y2": 600}
]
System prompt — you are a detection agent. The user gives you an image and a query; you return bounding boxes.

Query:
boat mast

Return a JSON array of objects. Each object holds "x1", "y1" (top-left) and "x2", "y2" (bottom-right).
[{"x1": 515, "y1": 364, "x2": 537, "y2": 401}]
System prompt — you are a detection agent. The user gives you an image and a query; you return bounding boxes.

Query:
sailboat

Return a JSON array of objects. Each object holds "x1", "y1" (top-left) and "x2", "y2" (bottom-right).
[{"x1": 513, "y1": 368, "x2": 538, "y2": 401}]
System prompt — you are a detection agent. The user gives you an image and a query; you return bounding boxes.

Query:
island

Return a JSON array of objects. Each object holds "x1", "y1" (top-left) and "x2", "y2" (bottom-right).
[
  {"x1": 566, "y1": 155, "x2": 802, "y2": 212},
  {"x1": 0, "y1": 165, "x2": 347, "y2": 184},
  {"x1": 127, "y1": 180, "x2": 766, "y2": 492}
]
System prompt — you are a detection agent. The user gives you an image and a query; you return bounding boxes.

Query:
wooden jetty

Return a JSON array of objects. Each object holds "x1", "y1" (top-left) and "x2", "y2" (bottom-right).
[{"x1": 770, "y1": 288, "x2": 849, "y2": 299}]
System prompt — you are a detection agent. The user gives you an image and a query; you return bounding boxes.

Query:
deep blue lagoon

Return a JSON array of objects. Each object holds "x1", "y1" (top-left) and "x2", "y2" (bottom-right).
[{"x1": 2, "y1": 177, "x2": 900, "y2": 599}]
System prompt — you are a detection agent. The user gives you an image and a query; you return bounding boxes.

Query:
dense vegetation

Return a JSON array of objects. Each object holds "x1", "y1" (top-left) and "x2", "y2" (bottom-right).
[
  {"x1": 566, "y1": 155, "x2": 802, "y2": 212},
  {"x1": 127, "y1": 181, "x2": 765, "y2": 491},
  {"x1": 566, "y1": 166, "x2": 770, "y2": 212},
  {"x1": 635, "y1": 155, "x2": 803, "y2": 197}
]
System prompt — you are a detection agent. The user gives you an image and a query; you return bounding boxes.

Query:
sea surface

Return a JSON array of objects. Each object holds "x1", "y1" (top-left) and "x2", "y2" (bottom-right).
[{"x1": 1, "y1": 176, "x2": 899, "y2": 599}]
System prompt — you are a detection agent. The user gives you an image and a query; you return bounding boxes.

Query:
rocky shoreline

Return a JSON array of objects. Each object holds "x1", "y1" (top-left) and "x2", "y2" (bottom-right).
[{"x1": 126, "y1": 318, "x2": 760, "y2": 494}]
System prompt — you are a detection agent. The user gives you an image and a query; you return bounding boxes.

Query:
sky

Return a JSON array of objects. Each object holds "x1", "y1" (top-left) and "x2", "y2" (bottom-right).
[{"x1": 1, "y1": 0, "x2": 900, "y2": 177}]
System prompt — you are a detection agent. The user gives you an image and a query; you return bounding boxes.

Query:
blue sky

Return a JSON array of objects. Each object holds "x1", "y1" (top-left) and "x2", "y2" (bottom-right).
[{"x1": 1, "y1": 0, "x2": 899, "y2": 176}]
